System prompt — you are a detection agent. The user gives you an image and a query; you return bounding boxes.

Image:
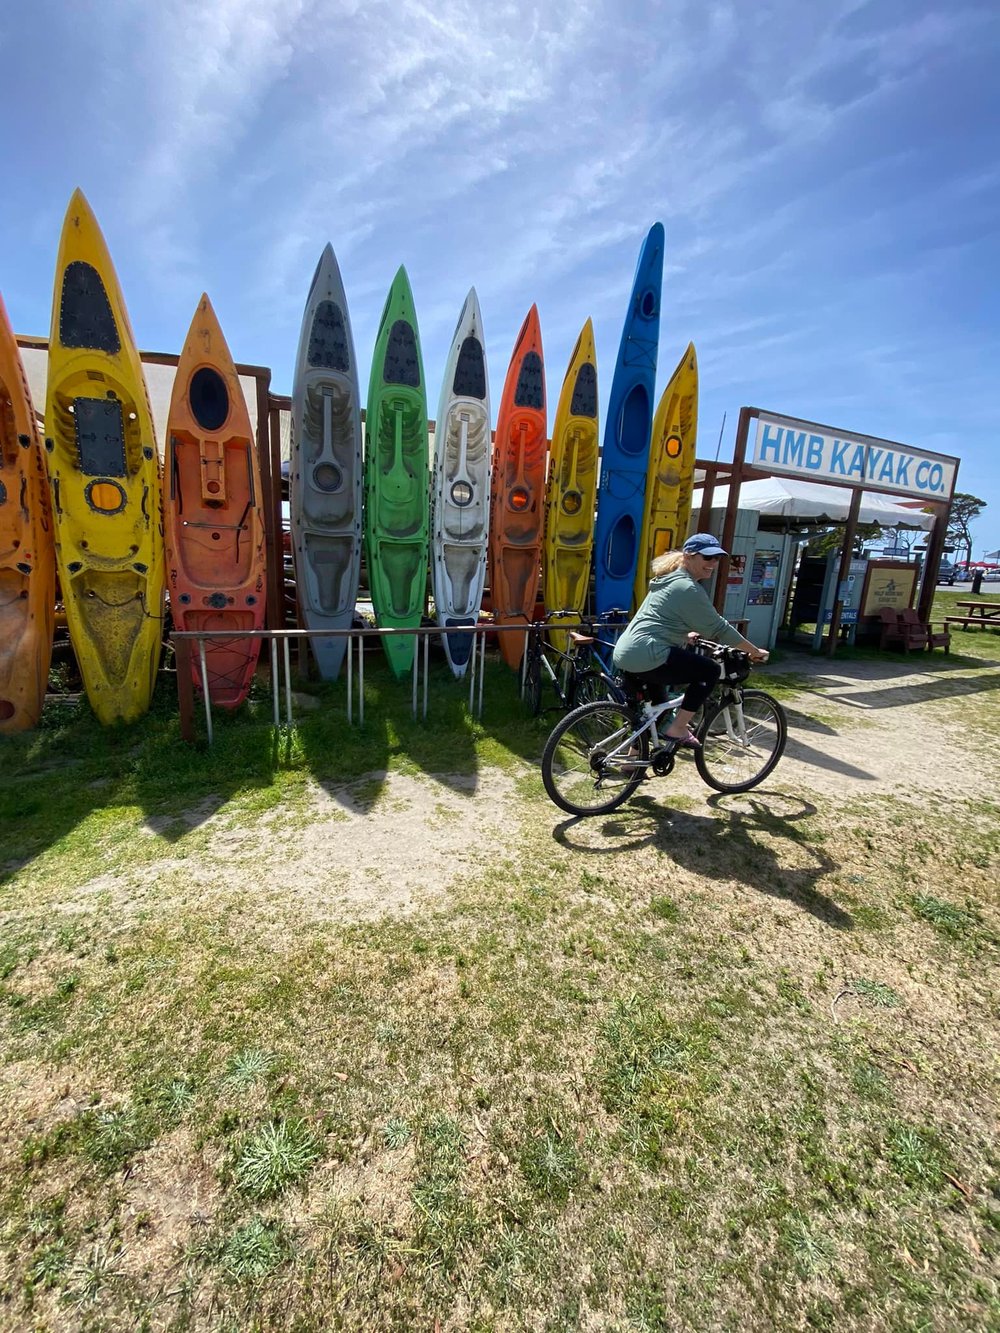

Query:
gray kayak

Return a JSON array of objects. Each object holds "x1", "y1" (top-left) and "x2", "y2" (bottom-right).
[{"x1": 290, "y1": 243, "x2": 363, "y2": 678}]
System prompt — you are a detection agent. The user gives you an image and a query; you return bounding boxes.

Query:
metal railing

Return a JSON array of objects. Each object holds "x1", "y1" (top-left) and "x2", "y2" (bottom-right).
[{"x1": 170, "y1": 620, "x2": 557, "y2": 744}]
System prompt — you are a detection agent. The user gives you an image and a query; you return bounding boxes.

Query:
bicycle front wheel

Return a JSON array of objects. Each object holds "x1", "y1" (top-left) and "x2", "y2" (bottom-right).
[
  {"x1": 570, "y1": 669, "x2": 625, "y2": 708},
  {"x1": 541, "y1": 701, "x2": 648, "y2": 816},
  {"x1": 695, "y1": 689, "x2": 787, "y2": 793}
]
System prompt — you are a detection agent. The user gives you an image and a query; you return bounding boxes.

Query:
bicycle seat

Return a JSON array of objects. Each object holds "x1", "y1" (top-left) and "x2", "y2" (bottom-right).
[{"x1": 569, "y1": 631, "x2": 595, "y2": 645}]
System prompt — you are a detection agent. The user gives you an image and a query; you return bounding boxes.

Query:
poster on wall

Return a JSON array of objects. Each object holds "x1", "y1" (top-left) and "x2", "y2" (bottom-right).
[
  {"x1": 862, "y1": 563, "x2": 918, "y2": 615},
  {"x1": 747, "y1": 549, "x2": 781, "y2": 606}
]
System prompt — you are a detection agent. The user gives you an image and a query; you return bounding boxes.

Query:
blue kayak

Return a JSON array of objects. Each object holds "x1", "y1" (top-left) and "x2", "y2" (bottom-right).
[{"x1": 593, "y1": 223, "x2": 664, "y2": 619}]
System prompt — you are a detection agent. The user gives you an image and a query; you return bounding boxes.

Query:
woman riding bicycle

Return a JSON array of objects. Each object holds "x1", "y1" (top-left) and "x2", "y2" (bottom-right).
[{"x1": 612, "y1": 532, "x2": 769, "y2": 747}]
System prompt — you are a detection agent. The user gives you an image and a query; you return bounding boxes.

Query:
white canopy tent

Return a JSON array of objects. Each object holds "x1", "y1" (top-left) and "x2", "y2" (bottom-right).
[{"x1": 694, "y1": 476, "x2": 935, "y2": 530}]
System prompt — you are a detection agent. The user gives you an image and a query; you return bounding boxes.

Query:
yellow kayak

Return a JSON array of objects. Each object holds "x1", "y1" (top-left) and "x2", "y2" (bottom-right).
[
  {"x1": 45, "y1": 189, "x2": 164, "y2": 724},
  {"x1": 634, "y1": 342, "x2": 698, "y2": 607},
  {"x1": 543, "y1": 318, "x2": 598, "y2": 652},
  {"x1": 1, "y1": 294, "x2": 55, "y2": 732}
]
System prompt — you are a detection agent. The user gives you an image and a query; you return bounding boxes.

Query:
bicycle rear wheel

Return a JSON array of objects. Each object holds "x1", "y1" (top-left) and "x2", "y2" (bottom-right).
[
  {"x1": 541, "y1": 700, "x2": 648, "y2": 816},
  {"x1": 695, "y1": 689, "x2": 787, "y2": 793},
  {"x1": 570, "y1": 669, "x2": 625, "y2": 708},
  {"x1": 523, "y1": 637, "x2": 543, "y2": 715}
]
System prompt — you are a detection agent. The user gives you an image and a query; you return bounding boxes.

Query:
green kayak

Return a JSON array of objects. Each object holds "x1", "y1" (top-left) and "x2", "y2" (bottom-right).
[{"x1": 364, "y1": 266, "x2": 429, "y2": 678}]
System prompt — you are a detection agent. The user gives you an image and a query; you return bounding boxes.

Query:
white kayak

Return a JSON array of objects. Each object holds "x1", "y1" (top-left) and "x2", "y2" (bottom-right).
[
  {"x1": 290, "y1": 243, "x2": 363, "y2": 678},
  {"x1": 431, "y1": 288, "x2": 491, "y2": 677}
]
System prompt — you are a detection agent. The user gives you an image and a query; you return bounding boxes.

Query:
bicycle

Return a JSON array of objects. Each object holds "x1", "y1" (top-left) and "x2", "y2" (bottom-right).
[
  {"x1": 540, "y1": 640, "x2": 787, "y2": 815},
  {"x1": 521, "y1": 610, "x2": 625, "y2": 715}
]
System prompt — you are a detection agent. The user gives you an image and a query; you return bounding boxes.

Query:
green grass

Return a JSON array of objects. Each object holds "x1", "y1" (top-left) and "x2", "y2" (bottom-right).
[
  {"x1": 1, "y1": 648, "x2": 998, "y2": 1330},
  {"x1": 229, "y1": 1119, "x2": 321, "y2": 1199}
]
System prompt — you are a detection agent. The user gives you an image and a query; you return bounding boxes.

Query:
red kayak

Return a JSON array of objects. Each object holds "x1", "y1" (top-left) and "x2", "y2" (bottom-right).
[
  {"x1": 165, "y1": 295, "x2": 266, "y2": 708},
  {"x1": 487, "y1": 305, "x2": 547, "y2": 670}
]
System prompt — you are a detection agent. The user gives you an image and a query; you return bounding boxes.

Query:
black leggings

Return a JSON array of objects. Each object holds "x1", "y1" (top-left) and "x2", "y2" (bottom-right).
[{"x1": 621, "y1": 645, "x2": 722, "y2": 711}]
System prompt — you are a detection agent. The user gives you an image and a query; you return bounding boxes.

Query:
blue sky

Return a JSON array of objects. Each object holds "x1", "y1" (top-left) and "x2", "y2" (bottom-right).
[{"x1": 3, "y1": 0, "x2": 998, "y2": 554}]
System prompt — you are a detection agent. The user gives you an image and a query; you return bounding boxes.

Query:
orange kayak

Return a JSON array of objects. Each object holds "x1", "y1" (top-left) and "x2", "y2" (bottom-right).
[
  {"x1": 165, "y1": 295, "x2": 266, "y2": 708},
  {"x1": 488, "y1": 305, "x2": 547, "y2": 670},
  {"x1": 0, "y1": 295, "x2": 55, "y2": 731}
]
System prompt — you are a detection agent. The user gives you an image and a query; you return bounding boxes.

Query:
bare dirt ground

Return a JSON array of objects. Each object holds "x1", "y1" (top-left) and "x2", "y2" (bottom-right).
[{"x1": 758, "y1": 652, "x2": 997, "y2": 797}]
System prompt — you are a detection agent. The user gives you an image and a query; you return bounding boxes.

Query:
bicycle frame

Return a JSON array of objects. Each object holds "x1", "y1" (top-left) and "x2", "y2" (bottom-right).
[
  {"x1": 522, "y1": 614, "x2": 621, "y2": 710},
  {"x1": 608, "y1": 684, "x2": 751, "y2": 771},
  {"x1": 609, "y1": 695, "x2": 684, "y2": 770}
]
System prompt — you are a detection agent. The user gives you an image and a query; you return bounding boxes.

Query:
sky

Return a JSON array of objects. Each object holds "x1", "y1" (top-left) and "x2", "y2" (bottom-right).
[{"x1": 2, "y1": 0, "x2": 998, "y2": 555}]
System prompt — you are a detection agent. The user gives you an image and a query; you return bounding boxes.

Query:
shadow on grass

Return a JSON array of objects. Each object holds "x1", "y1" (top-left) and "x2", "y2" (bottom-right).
[
  {"x1": 0, "y1": 675, "x2": 286, "y2": 878},
  {"x1": 552, "y1": 789, "x2": 853, "y2": 929},
  {"x1": 292, "y1": 652, "x2": 482, "y2": 800},
  {"x1": 790, "y1": 670, "x2": 1000, "y2": 713}
]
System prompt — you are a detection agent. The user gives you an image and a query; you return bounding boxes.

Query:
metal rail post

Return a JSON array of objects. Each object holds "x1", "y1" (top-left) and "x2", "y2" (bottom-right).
[
  {"x1": 423, "y1": 633, "x2": 430, "y2": 719},
  {"x1": 198, "y1": 640, "x2": 214, "y2": 745},
  {"x1": 283, "y1": 635, "x2": 293, "y2": 725},
  {"x1": 270, "y1": 638, "x2": 280, "y2": 726},
  {"x1": 347, "y1": 632, "x2": 353, "y2": 725}
]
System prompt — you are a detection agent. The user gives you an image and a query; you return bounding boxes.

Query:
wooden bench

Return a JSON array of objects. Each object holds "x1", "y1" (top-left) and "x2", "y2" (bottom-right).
[{"x1": 944, "y1": 615, "x2": 1000, "y2": 630}]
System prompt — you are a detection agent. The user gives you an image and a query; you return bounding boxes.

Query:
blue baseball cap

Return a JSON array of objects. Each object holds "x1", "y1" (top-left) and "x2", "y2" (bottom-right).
[{"x1": 683, "y1": 532, "x2": 728, "y2": 557}]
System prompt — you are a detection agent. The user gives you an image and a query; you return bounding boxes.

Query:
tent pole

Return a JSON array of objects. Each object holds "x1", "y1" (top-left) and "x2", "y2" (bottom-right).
[{"x1": 826, "y1": 488, "x2": 862, "y2": 656}]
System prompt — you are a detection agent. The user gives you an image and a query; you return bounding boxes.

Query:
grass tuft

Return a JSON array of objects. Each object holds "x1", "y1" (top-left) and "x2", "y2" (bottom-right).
[
  {"x1": 231, "y1": 1119, "x2": 320, "y2": 1199},
  {"x1": 650, "y1": 895, "x2": 682, "y2": 923},
  {"x1": 81, "y1": 1106, "x2": 147, "y2": 1172},
  {"x1": 520, "y1": 1128, "x2": 583, "y2": 1201},
  {"x1": 885, "y1": 1122, "x2": 948, "y2": 1190},
  {"x1": 66, "y1": 1240, "x2": 125, "y2": 1307},
  {"x1": 27, "y1": 1238, "x2": 69, "y2": 1290},
  {"x1": 907, "y1": 894, "x2": 979, "y2": 938},
  {"x1": 222, "y1": 1047, "x2": 278, "y2": 1089},
  {"x1": 850, "y1": 977, "x2": 902, "y2": 1008},
  {"x1": 383, "y1": 1117, "x2": 412, "y2": 1149},
  {"x1": 218, "y1": 1215, "x2": 290, "y2": 1283},
  {"x1": 782, "y1": 1216, "x2": 836, "y2": 1276}
]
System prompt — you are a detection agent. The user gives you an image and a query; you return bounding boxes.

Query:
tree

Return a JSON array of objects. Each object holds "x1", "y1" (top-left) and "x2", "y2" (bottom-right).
[
  {"x1": 805, "y1": 522, "x2": 882, "y2": 557},
  {"x1": 945, "y1": 493, "x2": 987, "y2": 564}
]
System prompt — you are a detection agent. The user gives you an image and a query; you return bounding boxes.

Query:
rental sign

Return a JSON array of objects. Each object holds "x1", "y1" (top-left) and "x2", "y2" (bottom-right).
[{"x1": 749, "y1": 411, "x2": 957, "y2": 502}]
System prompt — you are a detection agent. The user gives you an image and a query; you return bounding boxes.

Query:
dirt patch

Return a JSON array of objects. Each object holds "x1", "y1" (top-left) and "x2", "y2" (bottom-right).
[
  {"x1": 768, "y1": 654, "x2": 998, "y2": 797},
  {"x1": 118, "y1": 1129, "x2": 223, "y2": 1282}
]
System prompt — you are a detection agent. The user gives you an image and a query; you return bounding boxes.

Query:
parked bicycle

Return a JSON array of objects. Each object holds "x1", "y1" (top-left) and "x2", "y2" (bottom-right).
[
  {"x1": 540, "y1": 639, "x2": 787, "y2": 815},
  {"x1": 522, "y1": 609, "x2": 627, "y2": 715}
]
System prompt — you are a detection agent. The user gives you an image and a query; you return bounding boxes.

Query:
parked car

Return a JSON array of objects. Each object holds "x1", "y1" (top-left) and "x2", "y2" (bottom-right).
[{"x1": 937, "y1": 562, "x2": 958, "y2": 584}]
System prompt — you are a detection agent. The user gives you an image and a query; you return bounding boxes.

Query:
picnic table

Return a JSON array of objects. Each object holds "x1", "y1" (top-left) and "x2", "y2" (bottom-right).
[{"x1": 944, "y1": 600, "x2": 1000, "y2": 630}]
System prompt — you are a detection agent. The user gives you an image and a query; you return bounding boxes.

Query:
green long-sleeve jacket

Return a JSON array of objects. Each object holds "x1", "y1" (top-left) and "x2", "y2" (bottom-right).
[{"x1": 612, "y1": 570, "x2": 743, "y2": 674}]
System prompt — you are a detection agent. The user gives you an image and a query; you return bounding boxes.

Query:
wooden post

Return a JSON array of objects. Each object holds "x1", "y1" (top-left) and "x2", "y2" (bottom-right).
[
  {"x1": 917, "y1": 499, "x2": 952, "y2": 623},
  {"x1": 255, "y1": 372, "x2": 282, "y2": 632},
  {"x1": 714, "y1": 407, "x2": 751, "y2": 613}
]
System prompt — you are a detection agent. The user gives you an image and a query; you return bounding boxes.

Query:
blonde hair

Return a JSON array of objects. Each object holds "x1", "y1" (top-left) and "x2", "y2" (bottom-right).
[{"x1": 649, "y1": 550, "x2": 686, "y2": 581}]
